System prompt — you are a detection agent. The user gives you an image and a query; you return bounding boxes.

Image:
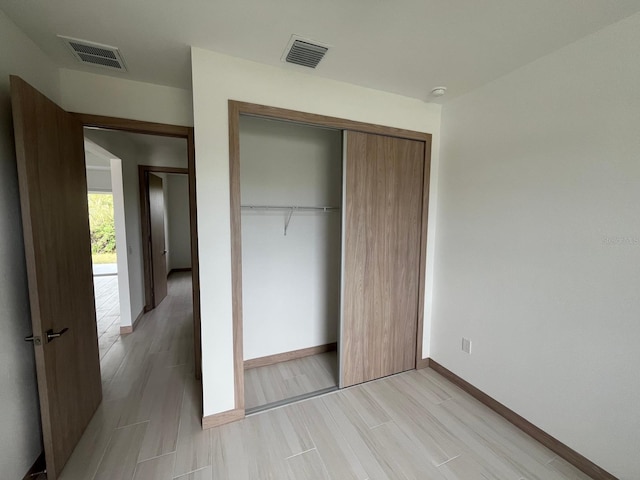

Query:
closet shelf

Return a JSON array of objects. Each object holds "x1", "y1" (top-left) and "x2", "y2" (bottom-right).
[
  {"x1": 240, "y1": 205, "x2": 340, "y2": 235},
  {"x1": 241, "y1": 205, "x2": 340, "y2": 212}
]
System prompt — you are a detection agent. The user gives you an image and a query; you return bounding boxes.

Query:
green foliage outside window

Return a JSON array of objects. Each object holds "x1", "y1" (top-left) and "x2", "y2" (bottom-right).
[{"x1": 88, "y1": 193, "x2": 117, "y2": 256}]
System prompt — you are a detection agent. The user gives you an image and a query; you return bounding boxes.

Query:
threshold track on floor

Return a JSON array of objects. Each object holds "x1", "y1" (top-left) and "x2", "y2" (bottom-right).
[{"x1": 245, "y1": 385, "x2": 339, "y2": 415}]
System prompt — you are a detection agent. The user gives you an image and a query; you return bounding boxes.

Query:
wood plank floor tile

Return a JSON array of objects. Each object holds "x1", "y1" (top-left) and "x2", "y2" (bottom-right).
[
  {"x1": 238, "y1": 410, "x2": 294, "y2": 478},
  {"x1": 173, "y1": 379, "x2": 211, "y2": 477},
  {"x1": 364, "y1": 379, "x2": 462, "y2": 466},
  {"x1": 167, "y1": 315, "x2": 193, "y2": 367},
  {"x1": 210, "y1": 418, "x2": 257, "y2": 480},
  {"x1": 133, "y1": 453, "x2": 175, "y2": 480},
  {"x1": 395, "y1": 369, "x2": 453, "y2": 404},
  {"x1": 439, "y1": 397, "x2": 563, "y2": 479},
  {"x1": 321, "y1": 392, "x2": 396, "y2": 480},
  {"x1": 137, "y1": 365, "x2": 187, "y2": 462},
  {"x1": 100, "y1": 337, "x2": 129, "y2": 385},
  {"x1": 58, "y1": 272, "x2": 599, "y2": 480},
  {"x1": 417, "y1": 368, "x2": 472, "y2": 398},
  {"x1": 286, "y1": 449, "x2": 331, "y2": 480},
  {"x1": 173, "y1": 466, "x2": 213, "y2": 480},
  {"x1": 546, "y1": 457, "x2": 595, "y2": 480},
  {"x1": 450, "y1": 392, "x2": 557, "y2": 466},
  {"x1": 412, "y1": 399, "x2": 525, "y2": 479},
  {"x1": 93, "y1": 422, "x2": 148, "y2": 480},
  {"x1": 436, "y1": 453, "x2": 498, "y2": 480},
  {"x1": 58, "y1": 399, "x2": 124, "y2": 480},
  {"x1": 245, "y1": 351, "x2": 338, "y2": 410},
  {"x1": 104, "y1": 338, "x2": 153, "y2": 402},
  {"x1": 253, "y1": 405, "x2": 314, "y2": 458},
  {"x1": 116, "y1": 353, "x2": 168, "y2": 428},
  {"x1": 339, "y1": 385, "x2": 391, "y2": 429},
  {"x1": 367, "y1": 422, "x2": 445, "y2": 480},
  {"x1": 291, "y1": 399, "x2": 369, "y2": 480},
  {"x1": 93, "y1": 275, "x2": 121, "y2": 360}
]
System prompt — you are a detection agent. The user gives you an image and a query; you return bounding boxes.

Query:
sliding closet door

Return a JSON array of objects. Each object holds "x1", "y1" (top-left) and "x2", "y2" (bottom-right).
[{"x1": 341, "y1": 131, "x2": 425, "y2": 388}]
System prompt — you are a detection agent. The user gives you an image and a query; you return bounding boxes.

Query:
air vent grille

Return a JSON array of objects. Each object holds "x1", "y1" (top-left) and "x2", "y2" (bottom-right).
[
  {"x1": 283, "y1": 36, "x2": 329, "y2": 69},
  {"x1": 77, "y1": 53, "x2": 122, "y2": 69},
  {"x1": 59, "y1": 36, "x2": 127, "y2": 71},
  {"x1": 69, "y1": 42, "x2": 118, "y2": 60}
]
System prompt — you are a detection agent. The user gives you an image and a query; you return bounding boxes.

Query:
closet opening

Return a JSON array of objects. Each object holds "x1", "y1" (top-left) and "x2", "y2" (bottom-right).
[
  {"x1": 239, "y1": 115, "x2": 343, "y2": 414},
  {"x1": 228, "y1": 100, "x2": 432, "y2": 425}
]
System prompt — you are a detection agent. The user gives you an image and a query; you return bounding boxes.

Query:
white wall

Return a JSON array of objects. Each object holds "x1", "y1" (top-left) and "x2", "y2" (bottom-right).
[
  {"x1": 59, "y1": 69, "x2": 193, "y2": 127},
  {"x1": 191, "y1": 48, "x2": 441, "y2": 416},
  {"x1": 0, "y1": 10, "x2": 60, "y2": 478},
  {"x1": 240, "y1": 116, "x2": 342, "y2": 360},
  {"x1": 432, "y1": 13, "x2": 640, "y2": 480},
  {"x1": 166, "y1": 174, "x2": 192, "y2": 270},
  {"x1": 110, "y1": 158, "x2": 133, "y2": 328},
  {"x1": 157, "y1": 173, "x2": 192, "y2": 274}
]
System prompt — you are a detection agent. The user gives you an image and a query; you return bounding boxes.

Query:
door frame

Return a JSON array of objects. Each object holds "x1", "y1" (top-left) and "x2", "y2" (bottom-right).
[
  {"x1": 139, "y1": 165, "x2": 189, "y2": 310},
  {"x1": 227, "y1": 100, "x2": 432, "y2": 416},
  {"x1": 74, "y1": 113, "x2": 202, "y2": 379}
]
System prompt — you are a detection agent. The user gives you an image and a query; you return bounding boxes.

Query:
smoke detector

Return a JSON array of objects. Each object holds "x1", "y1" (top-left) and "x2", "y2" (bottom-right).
[
  {"x1": 281, "y1": 35, "x2": 329, "y2": 69},
  {"x1": 58, "y1": 36, "x2": 127, "y2": 71},
  {"x1": 430, "y1": 86, "x2": 447, "y2": 97}
]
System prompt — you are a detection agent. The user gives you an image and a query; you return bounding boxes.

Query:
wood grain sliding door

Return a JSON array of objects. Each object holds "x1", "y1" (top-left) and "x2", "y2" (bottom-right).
[
  {"x1": 341, "y1": 131, "x2": 425, "y2": 388},
  {"x1": 10, "y1": 76, "x2": 102, "y2": 479}
]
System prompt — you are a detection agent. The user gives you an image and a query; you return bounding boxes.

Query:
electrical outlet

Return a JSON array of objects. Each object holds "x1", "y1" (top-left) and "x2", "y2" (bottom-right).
[{"x1": 462, "y1": 337, "x2": 472, "y2": 354}]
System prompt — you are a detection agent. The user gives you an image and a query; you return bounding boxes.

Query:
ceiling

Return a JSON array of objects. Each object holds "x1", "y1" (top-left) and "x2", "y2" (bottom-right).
[
  {"x1": 2, "y1": 0, "x2": 640, "y2": 102},
  {"x1": 84, "y1": 143, "x2": 110, "y2": 169},
  {"x1": 84, "y1": 128, "x2": 188, "y2": 168}
]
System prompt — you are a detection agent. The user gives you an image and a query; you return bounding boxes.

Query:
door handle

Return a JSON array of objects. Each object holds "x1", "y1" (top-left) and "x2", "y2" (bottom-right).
[{"x1": 46, "y1": 328, "x2": 69, "y2": 343}]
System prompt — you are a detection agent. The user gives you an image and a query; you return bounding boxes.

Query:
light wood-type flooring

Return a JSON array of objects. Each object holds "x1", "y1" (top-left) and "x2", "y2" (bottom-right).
[
  {"x1": 93, "y1": 274, "x2": 121, "y2": 360},
  {"x1": 58, "y1": 271, "x2": 592, "y2": 480},
  {"x1": 245, "y1": 351, "x2": 338, "y2": 411}
]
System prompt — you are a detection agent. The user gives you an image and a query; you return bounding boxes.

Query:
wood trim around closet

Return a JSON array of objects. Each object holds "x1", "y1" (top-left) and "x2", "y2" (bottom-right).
[
  {"x1": 227, "y1": 100, "x2": 432, "y2": 420},
  {"x1": 228, "y1": 100, "x2": 245, "y2": 412},
  {"x1": 415, "y1": 135, "x2": 433, "y2": 367},
  {"x1": 230, "y1": 101, "x2": 430, "y2": 142},
  {"x1": 244, "y1": 343, "x2": 338, "y2": 370}
]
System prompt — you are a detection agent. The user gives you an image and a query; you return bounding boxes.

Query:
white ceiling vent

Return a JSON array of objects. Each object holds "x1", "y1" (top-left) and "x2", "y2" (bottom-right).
[
  {"x1": 58, "y1": 36, "x2": 127, "y2": 71},
  {"x1": 282, "y1": 35, "x2": 329, "y2": 69}
]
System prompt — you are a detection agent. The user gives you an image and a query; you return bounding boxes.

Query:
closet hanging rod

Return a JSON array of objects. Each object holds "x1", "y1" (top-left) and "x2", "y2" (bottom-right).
[
  {"x1": 241, "y1": 205, "x2": 340, "y2": 235},
  {"x1": 240, "y1": 205, "x2": 340, "y2": 212}
]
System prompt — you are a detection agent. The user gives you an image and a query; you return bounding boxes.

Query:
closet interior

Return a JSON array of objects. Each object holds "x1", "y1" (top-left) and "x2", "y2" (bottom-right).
[{"x1": 239, "y1": 115, "x2": 343, "y2": 413}]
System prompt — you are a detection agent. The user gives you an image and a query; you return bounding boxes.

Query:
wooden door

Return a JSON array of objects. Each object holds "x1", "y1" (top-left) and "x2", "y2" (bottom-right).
[
  {"x1": 149, "y1": 173, "x2": 168, "y2": 305},
  {"x1": 10, "y1": 76, "x2": 102, "y2": 479},
  {"x1": 341, "y1": 131, "x2": 425, "y2": 388}
]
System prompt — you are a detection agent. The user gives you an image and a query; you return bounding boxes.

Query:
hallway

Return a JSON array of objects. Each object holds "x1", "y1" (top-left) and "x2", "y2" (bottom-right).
[
  {"x1": 60, "y1": 272, "x2": 196, "y2": 480},
  {"x1": 93, "y1": 274, "x2": 121, "y2": 360}
]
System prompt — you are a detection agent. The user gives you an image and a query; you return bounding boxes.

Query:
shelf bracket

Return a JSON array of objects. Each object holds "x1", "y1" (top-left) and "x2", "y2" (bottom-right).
[{"x1": 284, "y1": 207, "x2": 294, "y2": 236}]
